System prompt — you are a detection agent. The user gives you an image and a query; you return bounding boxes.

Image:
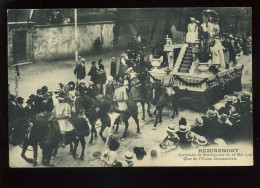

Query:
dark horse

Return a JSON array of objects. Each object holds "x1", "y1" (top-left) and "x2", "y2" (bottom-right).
[
  {"x1": 76, "y1": 95, "x2": 112, "y2": 145},
  {"x1": 11, "y1": 115, "x2": 90, "y2": 166},
  {"x1": 150, "y1": 81, "x2": 181, "y2": 129},
  {"x1": 137, "y1": 71, "x2": 155, "y2": 120},
  {"x1": 112, "y1": 99, "x2": 140, "y2": 140},
  {"x1": 150, "y1": 81, "x2": 168, "y2": 129}
]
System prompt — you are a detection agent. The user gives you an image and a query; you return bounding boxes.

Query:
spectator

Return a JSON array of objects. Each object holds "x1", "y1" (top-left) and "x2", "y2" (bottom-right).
[
  {"x1": 93, "y1": 37, "x2": 102, "y2": 54},
  {"x1": 110, "y1": 57, "x2": 117, "y2": 78},
  {"x1": 87, "y1": 61, "x2": 98, "y2": 85},
  {"x1": 74, "y1": 58, "x2": 86, "y2": 82},
  {"x1": 97, "y1": 59, "x2": 106, "y2": 94}
]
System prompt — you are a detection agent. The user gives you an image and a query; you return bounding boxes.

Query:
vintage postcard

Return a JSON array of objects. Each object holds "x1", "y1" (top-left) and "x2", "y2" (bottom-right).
[{"x1": 7, "y1": 8, "x2": 253, "y2": 167}]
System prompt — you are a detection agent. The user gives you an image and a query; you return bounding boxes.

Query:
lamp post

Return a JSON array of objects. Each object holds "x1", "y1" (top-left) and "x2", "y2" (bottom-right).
[{"x1": 74, "y1": 9, "x2": 78, "y2": 65}]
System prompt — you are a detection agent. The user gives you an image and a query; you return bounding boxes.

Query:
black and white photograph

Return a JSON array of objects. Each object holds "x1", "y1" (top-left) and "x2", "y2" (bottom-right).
[{"x1": 7, "y1": 8, "x2": 253, "y2": 167}]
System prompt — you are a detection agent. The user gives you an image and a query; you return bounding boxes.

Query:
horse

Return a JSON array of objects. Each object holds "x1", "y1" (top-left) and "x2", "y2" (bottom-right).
[
  {"x1": 136, "y1": 71, "x2": 154, "y2": 120},
  {"x1": 151, "y1": 82, "x2": 169, "y2": 129},
  {"x1": 10, "y1": 114, "x2": 90, "y2": 166},
  {"x1": 76, "y1": 94, "x2": 112, "y2": 145},
  {"x1": 112, "y1": 99, "x2": 140, "y2": 140}
]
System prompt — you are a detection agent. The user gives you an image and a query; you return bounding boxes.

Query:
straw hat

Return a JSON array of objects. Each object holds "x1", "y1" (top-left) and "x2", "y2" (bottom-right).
[
  {"x1": 190, "y1": 17, "x2": 195, "y2": 21},
  {"x1": 194, "y1": 135, "x2": 208, "y2": 146},
  {"x1": 124, "y1": 152, "x2": 133, "y2": 162},
  {"x1": 80, "y1": 58, "x2": 86, "y2": 63},
  {"x1": 179, "y1": 125, "x2": 190, "y2": 132},
  {"x1": 79, "y1": 80, "x2": 86, "y2": 84},
  {"x1": 195, "y1": 117, "x2": 203, "y2": 127},
  {"x1": 165, "y1": 67, "x2": 171, "y2": 72},
  {"x1": 167, "y1": 124, "x2": 178, "y2": 133}
]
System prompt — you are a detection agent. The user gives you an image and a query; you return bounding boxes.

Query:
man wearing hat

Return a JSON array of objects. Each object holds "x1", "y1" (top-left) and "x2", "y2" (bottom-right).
[
  {"x1": 34, "y1": 89, "x2": 44, "y2": 114},
  {"x1": 105, "y1": 76, "x2": 115, "y2": 99},
  {"x1": 41, "y1": 86, "x2": 54, "y2": 113},
  {"x1": 101, "y1": 137, "x2": 120, "y2": 167},
  {"x1": 192, "y1": 134, "x2": 208, "y2": 148},
  {"x1": 86, "y1": 81, "x2": 95, "y2": 98},
  {"x1": 123, "y1": 151, "x2": 134, "y2": 167},
  {"x1": 52, "y1": 93, "x2": 74, "y2": 148},
  {"x1": 191, "y1": 117, "x2": 204, "y2": 135},
  {"x1": 74, "y1": 58, "x2": 86, "y2": 82},
  {"x1": 24, "y1": 99, "x2": 37, "y2": 118},
  {"x1": 110, "y1": 57, "x2": 117, "y2": 78},
  {"x1": 161, "y1": 67, "x2": 175, "y2": 97},
  {"x1": 77, "y1": 80, "x2": 88, "y2": 96},
  {"x1": 160, "y1": 124, "x2": 180, "y2": 150},
  {"x1": 15, "y1": 97, "x2": 25, "y2": 119},
  {"x1": 87, "y1": 60, "x2": 98, "y2": 85},
  {"x1": 176, "y1": 117, "x2": 191, "y2": 149}
]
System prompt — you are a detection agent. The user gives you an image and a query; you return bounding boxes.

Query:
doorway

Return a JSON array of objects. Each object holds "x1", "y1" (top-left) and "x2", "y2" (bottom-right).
[{"x1": 13, "y1": 30, "x2": 27, "y2": 63}]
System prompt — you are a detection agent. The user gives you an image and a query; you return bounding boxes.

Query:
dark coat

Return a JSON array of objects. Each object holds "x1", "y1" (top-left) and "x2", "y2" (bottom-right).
[
  {"x1": 93, "y1": 85, "x2": 102, "y2": 96},
  {"x1": 74, "y1": 63, "x2": 86, "y2": 80},
  {"x1": 77, "y1": 84, "x2": 88, "y2": 96},
  {"x1": 86, "y1": 87, "x2": 95, "y2": 98},
  {"x1": 34, "y1": 95, "x2": 43, "y2": 114},
  {"x1": 97, "y1": 69, "x2": 107, "y2": 85},
  {"x1": 176, "y1": 131, "x2": 190, "y2": 149},
  {"x1": 15, "y1": 104, "x2": 24, "y2": 119},
  {"x1": 118, "y1": 59, "x2": 127, "y2": 77},
  {"x1": 99, "y1": 63, "x2": 105, "y2": 70},
  {"x1": 8, "y1": 101, "x2": 17, "y2": 122},
  {"x1": 110, "y1": 61, "x2": 117, "y2": 77},
  {"x1": 24, "y1": 105, "x2": 37, "y2": 118},
  {"x1": 88, "y1": 65, "x2": 98, "y2": 83}
]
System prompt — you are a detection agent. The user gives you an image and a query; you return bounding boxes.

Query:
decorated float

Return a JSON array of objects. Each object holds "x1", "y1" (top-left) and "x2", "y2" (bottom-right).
[{"x1": 149, "y1": 9, "x2": 244, "y2": 109}]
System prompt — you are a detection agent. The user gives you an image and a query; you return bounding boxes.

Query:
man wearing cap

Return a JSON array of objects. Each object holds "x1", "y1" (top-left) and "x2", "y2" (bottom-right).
[
  {"x1": 161, "y1": 67, "x2": 175, "y2": 97},
  {"x1": 52, "y1": 93, "x2": 74, "y2": 148},
  {"x1": 74, "y1": 58, "x2": 86, "y2": 82},
  {"x1": 88, "y1": 61, "x2": 98, "y2": 85}
]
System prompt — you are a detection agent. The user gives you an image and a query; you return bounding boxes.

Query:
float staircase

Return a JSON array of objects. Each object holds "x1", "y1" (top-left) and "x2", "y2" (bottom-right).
[{"x1": 178, "y1": 43, "x2": 196, "y2": 73}]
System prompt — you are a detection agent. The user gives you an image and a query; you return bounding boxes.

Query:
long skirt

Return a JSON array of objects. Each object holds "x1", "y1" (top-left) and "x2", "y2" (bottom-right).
[{"x1": 58, "y1": 119, "x2": 74, "y2": 133}]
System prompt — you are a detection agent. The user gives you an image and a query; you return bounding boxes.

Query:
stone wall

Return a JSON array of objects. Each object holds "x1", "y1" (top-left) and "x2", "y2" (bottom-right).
[{"x1": 33, "y1": 21, "x2": 114, "y2": 61}]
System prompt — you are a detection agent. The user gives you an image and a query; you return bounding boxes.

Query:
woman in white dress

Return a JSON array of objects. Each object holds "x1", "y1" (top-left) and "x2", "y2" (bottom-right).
[
  {"x1": 210, "y1": 37, "x2": 225, "y2": 68},
  {"x1": 186, "y1": 17, "x2": 199, "y2": 43},
  {"x1": 208, "y1": 17, "x2": 220, "y2": 38}
]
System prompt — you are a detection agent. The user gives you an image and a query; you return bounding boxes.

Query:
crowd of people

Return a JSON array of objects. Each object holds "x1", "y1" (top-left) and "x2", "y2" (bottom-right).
[
  {"x1": 100, "y1": 90, "x2": 252, "y2": 167},
  {"x1": 185, "y1": 10, "x2": 252, "y2": 70}
]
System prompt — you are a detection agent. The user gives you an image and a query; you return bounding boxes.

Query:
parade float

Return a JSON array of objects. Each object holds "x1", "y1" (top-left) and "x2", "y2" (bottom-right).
[{"x1": 149, "y1": 10, "x2": 244, "y2": 109}]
